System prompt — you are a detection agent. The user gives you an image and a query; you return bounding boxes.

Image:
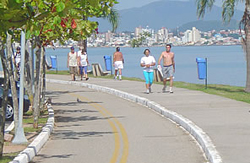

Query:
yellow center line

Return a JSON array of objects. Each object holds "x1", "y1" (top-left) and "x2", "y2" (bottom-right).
[
  {"x1": 95, "y1": 103, "x2": 129, "y2": 163},
  {"x1": 70, "y1": 93, "x2": 124, "y2": 163},
  {"x1": 47, "y1": 86, "x2": 129, "y2": 163}
]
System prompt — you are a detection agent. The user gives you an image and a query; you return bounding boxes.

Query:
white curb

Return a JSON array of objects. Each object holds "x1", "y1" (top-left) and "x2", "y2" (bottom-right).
[
  {"x1": 10, "y1": 105, "x2": 54, "y2": 163},
  {"x1": 5, "y1": 121, "x2": 14, "y2": 134},
  {"x1": 47, "y1": 78, "x2": 223, "y2": 163}
]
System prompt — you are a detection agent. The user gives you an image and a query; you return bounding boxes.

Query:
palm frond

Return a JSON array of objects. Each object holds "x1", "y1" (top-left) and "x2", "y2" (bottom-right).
[
  {"x1": 196, "y1": 0, "x2": 215, "y2": 18},
  {"x1": 106, "y1": 8, "x2": 119, "y2": 33},
  {"x1": 222, "y1": 0, "x2": 237, "y2": 23}
]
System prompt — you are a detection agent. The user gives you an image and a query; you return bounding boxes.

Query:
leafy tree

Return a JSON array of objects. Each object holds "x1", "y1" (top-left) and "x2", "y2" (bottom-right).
[
  {"x1": 0, "y1": 0, "x2": 118, "y2": 157},
  {"x1": 130, "y1": 31, "x2": 151, "y2": 48},
  {"x1": 196, "y1": 0, "x2": 250, "y2": 92}
]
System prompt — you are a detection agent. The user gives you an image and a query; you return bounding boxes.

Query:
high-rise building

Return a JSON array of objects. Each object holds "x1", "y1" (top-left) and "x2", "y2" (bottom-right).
[
  {"x1": 157, "y1": 27, "x2": 168, "y2": 42},
  {"x1": 135, "y1": 26, "x2": 143, "y2": 37},
  {"x1": 182, "y1": 27, "x2": 201, "y2": 43},
  {"x1": 192, "y1": 27, "x2": 201, "y2": 42},
  {"x1": 105, "y1": 30, "x2": 113, "y2": 43}
]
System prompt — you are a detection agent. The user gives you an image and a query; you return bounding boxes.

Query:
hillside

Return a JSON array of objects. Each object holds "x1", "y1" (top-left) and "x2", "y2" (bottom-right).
[
  {"x1": 93, "y1": 0, "x2": 243, "y2": 32},
  {"x1": 179, "y1": 20, "x2": 240, "y2": 32}
]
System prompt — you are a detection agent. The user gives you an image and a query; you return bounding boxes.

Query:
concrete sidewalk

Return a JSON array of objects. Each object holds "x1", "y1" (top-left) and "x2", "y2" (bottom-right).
[
  {"x1": 47, "y1": 74, "x2": 250, "y2": 163},
  {"x1": 32, "y1": 82, "x2": 205, "y2": 163}
]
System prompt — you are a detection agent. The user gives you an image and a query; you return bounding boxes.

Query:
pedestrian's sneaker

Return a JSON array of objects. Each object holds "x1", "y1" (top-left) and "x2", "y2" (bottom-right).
[
  {"x1": 149, "y1": 87, "x2": 152, "y2": 93},
  {"x1": 169, "y1": 87, "x2": 173, "y2": 93},
  {"x1": 114, "y1": 76, "x2": 117, "y2": 80},
  {"x1": 162, "y1": 86, "x2": 166, "y2": 93},
  {"x1": 146, "y1": 89, "x2": 150, "y2": 94}
]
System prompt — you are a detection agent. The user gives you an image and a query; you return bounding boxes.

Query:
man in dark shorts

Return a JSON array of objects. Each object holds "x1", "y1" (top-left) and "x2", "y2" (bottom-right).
[{"x1": 158, "y1": 44, "x2": 175, "y2": 93}]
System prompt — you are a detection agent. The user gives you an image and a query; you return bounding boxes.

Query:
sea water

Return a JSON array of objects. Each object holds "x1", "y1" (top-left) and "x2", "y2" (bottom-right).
[{"x1": 2, "y1": 45, "x2": 246, "y2": 87}]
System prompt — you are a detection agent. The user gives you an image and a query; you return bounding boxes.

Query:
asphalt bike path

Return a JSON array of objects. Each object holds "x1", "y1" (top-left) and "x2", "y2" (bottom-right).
[
  {"x1": 46, "y1": 74, "x2": 250, "y2": 163},
  {"x1": 31, "y1": 81, "x2": 205, "y2": 163}
]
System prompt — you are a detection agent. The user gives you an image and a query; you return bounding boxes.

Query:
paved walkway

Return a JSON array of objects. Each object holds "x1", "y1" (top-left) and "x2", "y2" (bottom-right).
[
  {"x1": 32, "y1": 81, "x2": 205, "y2": 163},
  {"x1": 46, "y1": 74, "x2": 250, "y2": 163}
]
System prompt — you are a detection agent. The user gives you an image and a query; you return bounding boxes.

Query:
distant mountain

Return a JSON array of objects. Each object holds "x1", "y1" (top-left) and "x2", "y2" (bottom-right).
[
  {"x1": 179, "y1": 19, "x2": 240, "y2": 32},
  {"x1": 92, "y1": 0, "x2": 244, "y2": 32}
]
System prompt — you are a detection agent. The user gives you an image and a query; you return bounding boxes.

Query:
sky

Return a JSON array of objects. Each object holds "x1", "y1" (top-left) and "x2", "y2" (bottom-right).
[{"x1": 115, "y1": 0, "x2": 244, "y2": 11}]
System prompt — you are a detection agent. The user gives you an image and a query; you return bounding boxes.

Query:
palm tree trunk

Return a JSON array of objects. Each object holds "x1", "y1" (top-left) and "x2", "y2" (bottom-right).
[
  {"x1": 245, "y1": 26, "x2": 250, "y2": 92},
  {"x1": 244, "y1": 3, "x2": 250, "y2": 92}
]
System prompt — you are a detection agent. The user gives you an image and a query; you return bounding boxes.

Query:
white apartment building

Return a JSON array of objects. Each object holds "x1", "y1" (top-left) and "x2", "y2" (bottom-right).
[
  {"x1": 182, "y1": 27, "x2": 201, "y2": 43},
  {"x1": 192, "y1": 27, "x2": 201, "y2": 43},
  {"x1": 135, "y1": 26, "x2": 143, "y2": 37},
  {"x1": 157, "y1": 27, "x2": 168, "y2": 42},
  {"x1": 105, "y1": 30, "x2": 113, "y2": 43}
]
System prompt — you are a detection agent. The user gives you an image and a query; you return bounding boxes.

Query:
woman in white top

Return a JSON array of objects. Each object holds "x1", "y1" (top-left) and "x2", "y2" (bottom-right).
[
  {"x1": 67, "y1": 46, "x2": 78, "y2": 81},
  {"x1": 140, "y1": 49, "x2": 156, "y2": 94},
  {"x1": 78, "y1": 48, "x2": 89, "y2": 81}
]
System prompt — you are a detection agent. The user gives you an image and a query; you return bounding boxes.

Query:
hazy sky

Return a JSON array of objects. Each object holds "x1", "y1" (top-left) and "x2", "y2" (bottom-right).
[{"x1": 116, "y1": 0, "x2": 244, "y2": 11}]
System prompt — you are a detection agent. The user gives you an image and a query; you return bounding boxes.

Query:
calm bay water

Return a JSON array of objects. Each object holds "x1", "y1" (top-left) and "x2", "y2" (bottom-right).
[
  {"x1": 44, "y1": 45, "x2": 246, "y2": 87},
  {"x1": 0, "y1": 45, "x2": 245, "y2": 86}
]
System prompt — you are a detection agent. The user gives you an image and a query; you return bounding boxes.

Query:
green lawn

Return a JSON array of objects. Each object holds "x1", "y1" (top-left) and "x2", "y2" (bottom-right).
[
  {"x1": 46, "y1": 71, "x2": 250, "y2": 104},
  {"x1": 0, "y1": 153, "x2": 18, "y2": 163},
  {"x1": 174, "y1": 81, "x2": 250, "y2": 104}
]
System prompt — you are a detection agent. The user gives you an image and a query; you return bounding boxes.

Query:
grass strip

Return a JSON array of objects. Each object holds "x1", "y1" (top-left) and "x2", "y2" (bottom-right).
[{"x1": 46, "y1": 71, "x2": 250, "y2": 104}]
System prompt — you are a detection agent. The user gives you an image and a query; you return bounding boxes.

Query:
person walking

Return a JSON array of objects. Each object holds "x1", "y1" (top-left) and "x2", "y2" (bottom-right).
[
  {"x1": 67, "y1": 46, "x2": 78, "y2": 81},
  {"x1": 13, "y1": 47, "x2": 21, "y2": 80},
  {"x1": 113, "y1": 47, "x2": 124, "y2": 80},
  {"x1": 158, "y1": 44, "x2": 175, "y2": 93},
  {"x1": 140, "y1": 49, "x2": 156, "y2": 94},
  {"x1": 78, "y1": 47, "x2": 89, "y2": 81}
]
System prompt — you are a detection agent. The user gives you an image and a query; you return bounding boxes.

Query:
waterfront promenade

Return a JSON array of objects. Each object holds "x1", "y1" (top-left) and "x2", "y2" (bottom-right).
[
  {"x1": 32, "y1": 78, "x2": 205, "y2": 163},
  {"x1": 35, "y1": 74, "x2": 250, "y2": 163}
]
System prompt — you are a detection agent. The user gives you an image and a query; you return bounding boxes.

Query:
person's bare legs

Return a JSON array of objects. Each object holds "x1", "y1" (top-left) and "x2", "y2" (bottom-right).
[
  {"x1": 169, "y1": 76, "x2": 173, "y2": 93},
  {"x1": 162, "y1": 79, "x2": 167, "y2": 92},
  {"x1": 119, "y1": 69, "x2": 122, "y2": 80},
  {"x1": 71, "y1": 74, "x2": 75, "y2": 81},
  {"x1": 114, "y1": 69, "x2": 118, "y2": 79}
]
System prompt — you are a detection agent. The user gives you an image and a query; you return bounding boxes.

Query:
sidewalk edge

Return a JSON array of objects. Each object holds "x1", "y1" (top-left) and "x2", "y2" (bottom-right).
[
  {"x1": 47, "y1": 79, "x2": 223, "y2": 163},
  {"x1": 10, "y1": 105, "x2": 55, "y2": 163}
]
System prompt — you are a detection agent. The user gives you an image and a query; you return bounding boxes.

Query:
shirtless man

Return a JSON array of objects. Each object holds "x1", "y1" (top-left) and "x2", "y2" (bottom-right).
[
  {"x1": 113, "y1": 47, "x2": 124, "y2": 80},
  {"x1": 158, "y1": 44, "x2": 175, "y2": 93}
]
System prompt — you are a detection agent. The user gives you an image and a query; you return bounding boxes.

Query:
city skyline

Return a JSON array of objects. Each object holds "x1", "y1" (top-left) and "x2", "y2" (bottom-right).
[{"x1": 52, "y1": 26, "x2": 242, "y2": 48}]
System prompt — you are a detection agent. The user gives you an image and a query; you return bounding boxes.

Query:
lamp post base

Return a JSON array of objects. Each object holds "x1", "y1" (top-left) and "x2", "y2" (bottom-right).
[{"x1": 12, "y1": 127, "x2": 28, "y2": 144}]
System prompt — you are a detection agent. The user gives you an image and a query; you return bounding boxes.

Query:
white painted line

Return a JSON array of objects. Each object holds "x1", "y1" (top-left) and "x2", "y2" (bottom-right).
[{"x1": 46, "y1": 78, "x2": 223, "y2": 163}]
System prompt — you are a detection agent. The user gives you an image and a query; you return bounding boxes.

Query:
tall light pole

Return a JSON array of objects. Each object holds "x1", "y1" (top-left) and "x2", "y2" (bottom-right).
[{"x1": 12, "y1": 31, "x2": 28, "y2": 144}]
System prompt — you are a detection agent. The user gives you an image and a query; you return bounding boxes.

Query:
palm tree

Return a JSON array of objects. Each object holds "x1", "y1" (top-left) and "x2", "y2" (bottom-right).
[
  {"x1": 81, "y1": 8, "x2": 119, "y2": 52},
  {"x1": 196, "y1": 0, "x2": 250, "y2": 92}
]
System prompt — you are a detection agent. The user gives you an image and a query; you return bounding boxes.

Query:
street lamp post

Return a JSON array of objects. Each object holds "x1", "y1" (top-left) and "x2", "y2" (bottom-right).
[{"x1": 12, "y1": 31, "x2": 28, "y2": 144}]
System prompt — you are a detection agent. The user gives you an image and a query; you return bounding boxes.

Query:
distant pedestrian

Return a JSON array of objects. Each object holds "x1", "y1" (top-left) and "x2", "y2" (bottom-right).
[
  {"x1": 78, "y1": 47, "x2": 89, "y2": 81},
  {"x1": 140, "y1": 49, "x2": 156, "y2": 94},
  {"x1": 158, "y1": 44, "x2": 175, "y2": 93},
  {"x1": 113, "y1": 47, "x2": 124, "y2": 80},
  {"x1": 67, "y1": 46, "x2": 78, "y2": 81},
  {"x1": 13, "y1": 47, "x2": 21, "y2": 80},
  {"x1": 13, "y1": 47, "x2": 21, "y2": 70}
]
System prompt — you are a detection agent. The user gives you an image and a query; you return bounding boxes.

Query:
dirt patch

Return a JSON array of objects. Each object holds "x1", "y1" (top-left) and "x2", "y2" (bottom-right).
[{"x1": 3, "y1": 113, "x2": 48, "y2": 155}]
